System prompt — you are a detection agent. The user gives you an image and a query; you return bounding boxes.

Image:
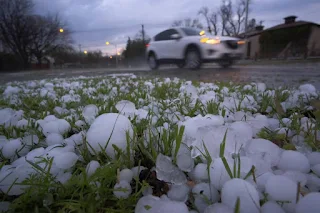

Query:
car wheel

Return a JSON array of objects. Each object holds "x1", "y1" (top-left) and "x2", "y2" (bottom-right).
[
  {"x1": 185, "y1": 48, "x2": 202, "y2": 70},
  {"x1": 177, "y1": 62, "x2": 185, "y2": 68},
  {"x1": 218, "y1": 60, "x2": 234, "y2": 68},
  {"x1": 148, "y1": 53, "x2": 159, "y2": 70}
]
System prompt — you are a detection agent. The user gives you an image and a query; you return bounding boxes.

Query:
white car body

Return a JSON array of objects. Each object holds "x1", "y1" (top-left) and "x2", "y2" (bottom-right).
[{"x1": 146, "y1": 27, "x2": 245, "y2": 69}]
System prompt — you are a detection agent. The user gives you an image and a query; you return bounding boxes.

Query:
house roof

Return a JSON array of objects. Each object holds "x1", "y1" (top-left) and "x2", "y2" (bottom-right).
[{"x1": 238, "y1": 20, "x2": 320, "y2": 38}]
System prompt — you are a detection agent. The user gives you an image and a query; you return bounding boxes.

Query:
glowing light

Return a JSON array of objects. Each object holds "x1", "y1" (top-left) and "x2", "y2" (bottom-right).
[
  {"x1": 84, "y1": 50, "x2": 88, "y2": 54},
  {"x1": 106, "y1": 41, "x2": 110, "y2": 45},
  {"x1": 199, "y1": 30, "x2": 205, "y2": 36},
  {"x1": 237, "y1": 40, "x2": 246, "y2": 45},
  {"x1": 117, "y1": 52, "x2": 121, "y2": 55},
  {"x1": 59, "y1": 28, "x2": 64, "y2": 33},
  {"x1": 200, "y1": 37, "x2": 220, "y2": 45},
  {"x1": 110, "y1": 56, "x2": 113, "y2": 59}
]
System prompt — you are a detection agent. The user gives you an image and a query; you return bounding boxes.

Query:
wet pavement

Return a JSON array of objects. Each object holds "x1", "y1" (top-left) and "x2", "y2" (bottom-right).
[{"x1": 1, "y1": 63, "x2": 320, "y2": 89}]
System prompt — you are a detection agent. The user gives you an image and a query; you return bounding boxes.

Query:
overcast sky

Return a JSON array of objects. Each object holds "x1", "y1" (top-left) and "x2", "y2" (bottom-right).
[{"x1": 34, "y1": 0, "x2": 320, "y2": 55}]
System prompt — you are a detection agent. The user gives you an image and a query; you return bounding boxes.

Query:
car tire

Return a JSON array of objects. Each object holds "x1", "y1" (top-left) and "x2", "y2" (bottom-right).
[
  {"x1": 218, "y1": 60, "x2": 234, "y2": 68},
  {"x1": 148, "y1": 53, "x2": 159, "y2": 70},
  {"x1": 177, "y1": 62, "x2": 185, "y2": 68},
  {"x1": 185, "y1": 47, "x2": 202, "y2": 70}
]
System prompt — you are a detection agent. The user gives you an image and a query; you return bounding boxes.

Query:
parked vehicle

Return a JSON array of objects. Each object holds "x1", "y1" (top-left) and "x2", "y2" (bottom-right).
[{"x1": 146, "y1": 27, "x2": 245, "y2": 70}]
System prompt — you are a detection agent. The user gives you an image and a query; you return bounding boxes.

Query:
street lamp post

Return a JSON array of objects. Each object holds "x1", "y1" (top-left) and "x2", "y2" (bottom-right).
[{"x1": 106, "y1": 42, "x2": 118, "y2": 68}]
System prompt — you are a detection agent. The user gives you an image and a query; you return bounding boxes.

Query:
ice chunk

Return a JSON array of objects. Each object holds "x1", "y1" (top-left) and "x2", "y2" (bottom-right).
[
  {"x1": 42, "y1": 119, "x2": 70, "y2": 136},
  {"x1": 299, "y1": 84, "x2": 316, "y2": 94},
  {"x1": 119, "y1": 169, "x2": 134, "y2": 183},
  {"x1": 194, "y1": 196, "x2": 209, "y2": 213},
  {"x1": 44, "y1": 115, "x2": 58, "y2": 122},
  {"x1": 265, "y1": 175, "x2": 297, "y2": 202},
  {"x1": 209, "y1": 158, "x2": 234, "y2": 190},
  {"x1": 75, "y1": 120, "x2": 86, "y2": 128},
  {"x1": 261, "y1": 201, "x2": 285, "y2": 213},
  {"x1": 82, "y1": 104, "x2": 99, "y2": 125},
  {"x1": 25, "y1": 147, "x2": 45, "y2": 162},
  {"x1": 115, "y1": 100, "x2": 136, "y2": 117},
  {"x1": 53, "y1": 152, "x2": 78, "y2": 170},
  {"x1": 86, "y1": 113, "x2": 134, "y2": 159},
  {"x1": 16, "y1": 119, "x2": 28, "y2": 129},
  {"x1": 308, "y1": 152, "x2": 320, "y2": 165},
  {"x1": 204, "y1": 203, "x2": 233, "y2": 213},
  {"x1": 245, "y1": 138, "x2": 281, "y2": 167},
  {"x1": 221, "y1": 178, "x2": 260, "y2": 213},
  {"x1": 3, "y1": 86, "x2": 20, "y2": 96},
  {"x1": 176, "y1": 144, "x2": 194, "y2": 172},
  {"x1": 277, "y1": 150, "x2": 310, "y2": 173},
  {"x1": 311, "y1": 164, "x2": 320, "y2": 177},
  {"x1": 156, "y1": 154, "x2": 187, "y2": 185},
  {"x1": 113, "y1": 181, "x2": 132, "y2": 199},
  {"x1": 189, "y1": 163, "x2": 208, "y2": 182},
  {"x1": 296, "y1": 192, "x2": 320, "y2": 213},
  {"x1": 306, "y1": 173, "x2": 320, "y2": 192},
  {"x1": 46, "y1": 133, "x2": 64, "y2": 146},
  {"x1": 56, "y1": 171, "x2": 72, "y2": 184},
  {"x1": 86, "y1": 160, "x2": 100, "y2": 177},
  {"x1": 229, "y1": 121, "x2": 253, "y2": 143},
  {"x1": 168, "y1": 183, "x2": 190, "y2": 202}
]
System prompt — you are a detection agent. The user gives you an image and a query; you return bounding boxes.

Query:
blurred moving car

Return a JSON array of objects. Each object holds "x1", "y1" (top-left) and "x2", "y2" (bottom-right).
[{"x1": 146, "y1": 27, "x2": 245, "y2": 70}]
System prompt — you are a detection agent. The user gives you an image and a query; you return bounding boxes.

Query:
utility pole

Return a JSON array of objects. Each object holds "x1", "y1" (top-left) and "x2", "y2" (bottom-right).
[
  {"x1": 142, "y1": 24, "x2": 145, "y2": 45},
  {"x1": 244, "y1": 0, "x2": 250, "y2": 39},
  {"x1": 79, "y1": 44, "x2": 82, "y2": 53}
]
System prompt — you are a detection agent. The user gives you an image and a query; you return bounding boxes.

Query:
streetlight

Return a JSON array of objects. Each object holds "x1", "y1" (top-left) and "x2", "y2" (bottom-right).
[
  {"x1": 106, "y1": 41, "x2": 118, "y2": 67},
  {"x1": 84, "y1": 50, "x2": 88, "y2": 54},
  {"x1": 59, "y1": 28, "x2": 64, "y2": 33}
]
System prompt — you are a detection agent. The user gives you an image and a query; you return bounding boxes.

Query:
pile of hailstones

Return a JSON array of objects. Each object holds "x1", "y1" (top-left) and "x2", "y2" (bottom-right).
[{"x1": 1, "y1": 101, "x2": 320, "y2": 213}]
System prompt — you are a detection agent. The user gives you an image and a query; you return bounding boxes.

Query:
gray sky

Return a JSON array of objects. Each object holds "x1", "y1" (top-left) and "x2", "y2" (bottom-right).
[{"x1": 34, "y1": 0, "x2": 320, "y2": 55}]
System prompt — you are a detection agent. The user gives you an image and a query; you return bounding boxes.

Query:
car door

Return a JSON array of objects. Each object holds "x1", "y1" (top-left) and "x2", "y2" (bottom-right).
[{"x1": 160, "y1": 29, "x2": 182, "y2": 59}]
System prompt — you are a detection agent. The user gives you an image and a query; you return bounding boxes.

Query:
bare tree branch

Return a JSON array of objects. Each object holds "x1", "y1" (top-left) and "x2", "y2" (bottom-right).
[{"x1": 172, "y1": 18, "x2": 203, "y2": 29}]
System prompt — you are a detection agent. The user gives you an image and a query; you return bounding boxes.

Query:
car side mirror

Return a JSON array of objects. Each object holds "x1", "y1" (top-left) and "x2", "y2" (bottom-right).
[{"x1": 170, "y1": 34, "x2": 181, "y2": 40}]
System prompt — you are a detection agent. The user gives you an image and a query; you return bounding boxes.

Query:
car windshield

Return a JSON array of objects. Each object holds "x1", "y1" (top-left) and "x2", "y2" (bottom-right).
[{"x1": 181, "y1": 28, "x2": 202, "y2": 36}]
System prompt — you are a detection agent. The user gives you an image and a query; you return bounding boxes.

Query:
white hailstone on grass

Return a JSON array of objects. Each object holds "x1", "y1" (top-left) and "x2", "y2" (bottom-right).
[
  {"x1": 204, "y1": 203, "x2": 233, "y2": 213},
  {"x1": 56, "y1": 171, "x2": 72, "y2": 184},
  {"x1": 194, "y1": 196, "x2": 209, "y2": 213},
  {"x1": 119, "y1": 169, "x2": 134, "y2": 183},
  {"x1": 131, "y1": 166, "x2": 147, "y2": 179},
  {"x1": 168, "y1": 183, "x2": 190, "y2": 202},
  {"x1": 113, "y1": 180, "x2": 132, "y2": 199},
  {"x1": 135, "y1": 195, "x2": 160, "y2": 213},
  {"x1": 115, "y1": 100, "x2": 136, "y2": 117},
  {"x1": 282, "y1": 171, "x2": 307, "y2": 186},
  {"x1": 53, "y1": 152, "x2": 78, "y2": 170},
  {"x1": 22, "y1": 134, "x2": 39, "y2": 146},
  {"x1": 265, "y1": 175, "x2": 297, "y2": 202},
  {"x1": 82, "y1": 104, "x2": 99, "y2": 125},
  {"x1": 5, "y1": 110, "x2": 23, "y2": 128},
  {"x1": 210, "y1": 158, "x2": 234, "y2": 190},
  {"x1": 245, "y1": 138, "x2": 281, "y2": 167},
  {"x1": 221, "y1": 178, "x2": 260, "y2": 213},
  {"x1": 142, "y1": 186, "x2": 153, "y2": 196},
  {"x1": 3, "y1": 86, "x2": 21, "y2": 96},
  {"x1": 261, "y1": 201, "x2": 285, "y2": 213},
  {"x1": 86, "y1": 113, "x2": 134, "y2": 159},
  {"x1": 306, "y1": 174, "x2": 320, "y2": 192},
  {"x1": 299, "y1": 84, "x2": 316, "y2": 94},
  {"x1": 25, "y1": 147, "x2": 45, "y2": 162},
  {"x1": 16, "y1": 119, "x2": 28, "y2": 129},
  {"x1": 2, "y1": 138, "x2": 23, "y2": 159},
  {"x1": 65, "y1": 132, "x2": 85, "y2": 146},
  {"x1": 44, "y1": 115, "x2": 58, "y2": 122},
  {"x1": 273, "y1": 170, "x2": 284, "y2": 175},
  {"x1": 189, "y1": 163, "x2": 208, "y2": 182},
  {"x1": 152, "y1": 199, "x2": 190, "y2": 213},
  {"x1": 277, "y1": 150, "x2": 310, "y2": 173},
  {"x1": 134, "y1": 109, "x2": 149, "y2": 120},
  {"x1": 75, "y1": 120, "x2": 86, "y2": 128},
  {"x1": 156, "y1": 153, "x2": 187, "y2": 185},
  {"x1": 86, "y1": 160, "x2": 100, "y2": 177},
  {"x1": 46, "y1": 133, "x2": 64, "y2": 146},
  {"x1": 42, "y1": 119, "x2": 70, "y2": 136},
  {"x1": 295, "y1": 192, "x2": 320, "y2": 213},
  {"x1": 256, "y1": 172, "x2": 275, "y2": 192},
  {"x1": 307, "y1": 152, "x2": 320, "y2": 165},
  {"x1": 311, "y1": 164, "x2": 320, "y2": 177}
]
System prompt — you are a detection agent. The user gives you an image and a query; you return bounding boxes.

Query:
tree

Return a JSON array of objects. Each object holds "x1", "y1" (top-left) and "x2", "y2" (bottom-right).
[
  {"x1": 29, "y1": 14, "x2": 73, "y2": 64},
  {"x1": 198, "y1": 7, "x2": 212, "y2": 33},
  {"x1": 198, "y1": 7, "x2": 219, "y2": 35},
  {"x1": 0, "y1": 0, "x2": 73, "y2": 68},
  {"x1": 0, "y1": 0, "x2": 34, "y2": 68},
  {"x1": 172, "y1": 18, "x2": 203, "y2": 29}
]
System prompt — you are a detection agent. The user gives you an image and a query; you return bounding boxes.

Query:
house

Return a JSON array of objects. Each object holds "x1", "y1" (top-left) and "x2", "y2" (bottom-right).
[{"x1": 239, "y1": 16, "x2": 320, "y2": 59}]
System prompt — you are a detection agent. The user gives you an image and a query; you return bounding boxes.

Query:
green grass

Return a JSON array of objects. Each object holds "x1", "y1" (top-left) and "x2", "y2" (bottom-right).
[{"x1": 0, "y1": 75, "x2": 319, "y2": 212}]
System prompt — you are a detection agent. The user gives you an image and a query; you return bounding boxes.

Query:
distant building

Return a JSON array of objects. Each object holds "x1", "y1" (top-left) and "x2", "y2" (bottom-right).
[{"x1": 239, "y1": 16, "x2": 320, "y2": 59}]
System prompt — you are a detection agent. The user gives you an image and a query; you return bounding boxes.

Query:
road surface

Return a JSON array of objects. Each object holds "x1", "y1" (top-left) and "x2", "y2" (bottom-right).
[{"x1": 1, "y1": 63, "x2": 320, "y2": 89}]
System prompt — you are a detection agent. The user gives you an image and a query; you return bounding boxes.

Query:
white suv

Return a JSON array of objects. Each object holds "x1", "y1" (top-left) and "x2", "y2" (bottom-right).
[{"x1": 146, "y1": 27, "x2": 245, "y2": 70}]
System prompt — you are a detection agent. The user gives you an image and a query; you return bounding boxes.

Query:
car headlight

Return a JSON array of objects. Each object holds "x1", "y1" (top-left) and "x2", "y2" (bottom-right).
[
  {"x1": 200, "y1": 37, "x2": 220, "y2": 45},
  {"x1": 237, "y1": 40, "x2": 246, "y2": 45}
]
